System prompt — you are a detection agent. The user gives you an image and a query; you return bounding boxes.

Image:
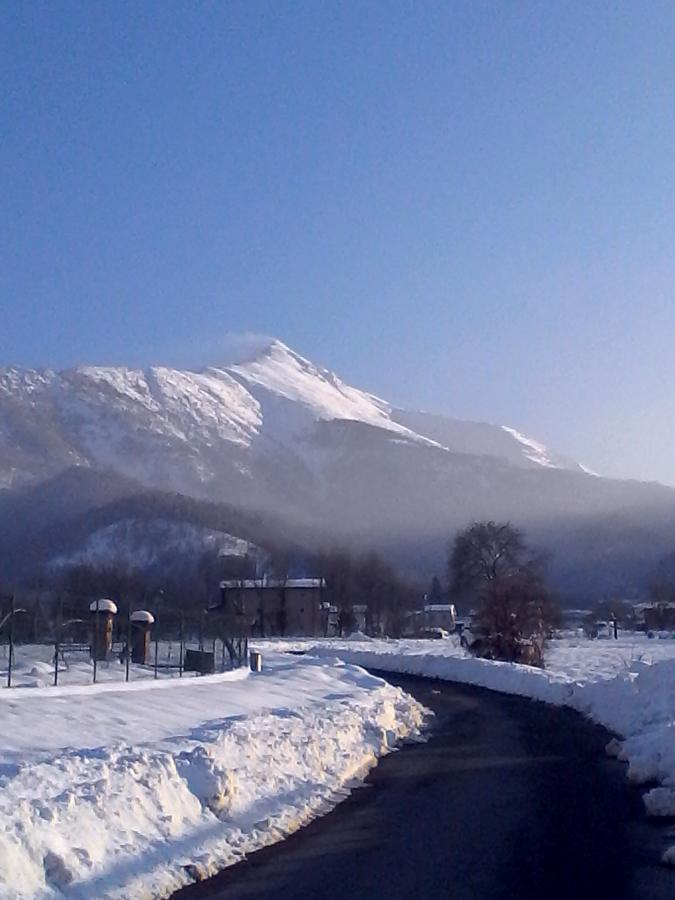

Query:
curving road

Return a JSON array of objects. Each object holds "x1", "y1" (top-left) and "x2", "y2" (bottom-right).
[{"x1": 175, "y1": 673, "x2": 675, "y2": 900}]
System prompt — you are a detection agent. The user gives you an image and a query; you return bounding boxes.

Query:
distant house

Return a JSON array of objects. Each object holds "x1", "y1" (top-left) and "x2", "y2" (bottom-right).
[
  {"x1": 561, "y1": 608, "x2": 592, "y2": 630},
  {"x1": 403, "y1": 602, "x2": 457, "y2": 636},
  {"x1": 215, "y1": 578, "x2": 328, "y2": 637},
  {"x1": 633, "y1": 602, "x2": 675, "y2": 631},
  {"x1": 423, "y1": 603, "x2": 457, "y2": 632},
  {"x1": 351, "y1": 604, "x2": 368, "y2": 634}
]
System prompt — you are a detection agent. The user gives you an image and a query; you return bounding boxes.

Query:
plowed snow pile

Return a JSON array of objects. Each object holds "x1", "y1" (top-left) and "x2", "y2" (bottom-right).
[
  {"x1": 0, "y1": 654, "x2": 426, "y2": 899},
  {"x1": 258, "y1": 634, "x2": 675, "y2": 865}
]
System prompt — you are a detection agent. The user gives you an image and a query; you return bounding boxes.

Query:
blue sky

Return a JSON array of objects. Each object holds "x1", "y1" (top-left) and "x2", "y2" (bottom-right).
[{"x1": 2, "y1": 1, "x2": 675, "y2": 483}]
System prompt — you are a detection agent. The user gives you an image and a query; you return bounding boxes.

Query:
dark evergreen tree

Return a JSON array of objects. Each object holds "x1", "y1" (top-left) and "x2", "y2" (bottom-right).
[{"x1": 428, "y1": 575, "x2": 443, "y2": 602}]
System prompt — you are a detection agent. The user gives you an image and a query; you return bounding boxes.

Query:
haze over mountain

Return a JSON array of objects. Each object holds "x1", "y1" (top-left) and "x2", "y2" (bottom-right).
[{"x1": 2, "y1": 338, "x2": 675, "y2": 599}]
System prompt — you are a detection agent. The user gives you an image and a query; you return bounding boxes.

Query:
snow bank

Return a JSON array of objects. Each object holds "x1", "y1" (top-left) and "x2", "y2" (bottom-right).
[
  {"x1": 258, "y1": 635, "x2": 675, "y2": 864},
  {"x1": 0, "y1": 653, "x2": 426, "y2": 899}
]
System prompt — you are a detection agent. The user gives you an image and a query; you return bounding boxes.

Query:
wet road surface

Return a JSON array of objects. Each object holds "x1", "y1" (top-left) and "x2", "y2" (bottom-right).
[{"x1": 174, "y1": 672, "x2": 675, "y2": 900}]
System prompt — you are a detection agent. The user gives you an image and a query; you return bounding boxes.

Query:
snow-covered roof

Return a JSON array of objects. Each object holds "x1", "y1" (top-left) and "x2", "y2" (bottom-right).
[
  {"x1": 424, "y1": 604, "x2": 456, "y2": 613},
  {"x1": 130, "y1": 610, "x2": 155, "y2": 624},
  {"x1": 634, "y1": 602, "x2": 675, "y2": 612},
  {"x1": 89, "y1": 598, "x2": 118, "y2": 614},
  {"x1": 220, "y1": 578, "x2": 326, "y2": 590}
]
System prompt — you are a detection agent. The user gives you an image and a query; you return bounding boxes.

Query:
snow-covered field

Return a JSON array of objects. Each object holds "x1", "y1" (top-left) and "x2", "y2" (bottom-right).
[
  {"x1": 257, "y1": 633, "x2": 675, "y2": 864},
  {"x1": 4, "y1": 631, "x2": 675, "y2": 898},
  {"x1": 0, "y1": 652, "x2": 426, "y2": 899},
  {"x1": 1, "y1": 640, "x2": 218, "y2": 689}
]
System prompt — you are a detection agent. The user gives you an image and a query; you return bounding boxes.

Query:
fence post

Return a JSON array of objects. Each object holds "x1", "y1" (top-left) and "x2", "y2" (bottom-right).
[
  {"x1": 179, "y1": 606, "x2": 184, "y2": 678},
  {"x1": 7, "y1": 594, "x2": 15, "y2": 688},
  {"x1": 92, "y1": 608, "x2": 98, "y2": 685},
  {"x1": 154, "y1": 623, "x2": 159, "y2": 679},
  {"x1": 53, "y1": 596, "x2": 63, "y2": 687},
  {"x1": 125, "y1": 604, "x2": 132, "y2": 683}
]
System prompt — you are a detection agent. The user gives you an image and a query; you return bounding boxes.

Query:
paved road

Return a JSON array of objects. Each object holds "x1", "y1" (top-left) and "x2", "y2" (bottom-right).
[{"x1": 175, "y1": 673, "x2": 675, "y2": 900}]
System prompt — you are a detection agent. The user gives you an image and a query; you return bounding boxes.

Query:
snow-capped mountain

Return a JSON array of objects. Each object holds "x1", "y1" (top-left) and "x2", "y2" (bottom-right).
[
  {"x1": 0, "y1": 338, "x2": 586, "y2": 494},
  {"x1": 3, "y1": 338, "x2": 675, "y2": 598}
]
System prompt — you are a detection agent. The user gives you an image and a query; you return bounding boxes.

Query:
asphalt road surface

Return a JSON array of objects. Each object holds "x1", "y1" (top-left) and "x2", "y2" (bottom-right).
[{"x1": 175, "y1": 672, "x2": 675, "y2": 900}]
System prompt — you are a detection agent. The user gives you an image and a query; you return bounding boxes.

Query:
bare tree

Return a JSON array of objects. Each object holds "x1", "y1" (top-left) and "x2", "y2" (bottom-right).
[
  {"x1": 317, "y1": 550, "x2": 354, "y2": 635},
  {"x1": 449, "y1": 522, "x2": 557, "y2": 667},
  {"x1": 449, "y1": 522, "x2": 529, "y2": 595},
  {"x1": 315, "y1": 548, "x2": 418, "y2": 637}
]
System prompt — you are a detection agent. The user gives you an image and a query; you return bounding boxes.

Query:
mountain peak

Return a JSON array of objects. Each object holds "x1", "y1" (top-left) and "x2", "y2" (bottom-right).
[
  {"x1": 0, "y1": 335, "x2": 592, "y2": 504},
  {"x1": 217, "y1": 334, "x2": 290, "y2": 367},
  {"x1": 227, "y1": 337, "x2": 403, "y2": 430}
]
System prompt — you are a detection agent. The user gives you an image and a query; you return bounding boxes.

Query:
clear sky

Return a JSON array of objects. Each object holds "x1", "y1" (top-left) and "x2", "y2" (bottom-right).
[{"x1": 2, "y1": 1, "x2": 675, "y2": 484}]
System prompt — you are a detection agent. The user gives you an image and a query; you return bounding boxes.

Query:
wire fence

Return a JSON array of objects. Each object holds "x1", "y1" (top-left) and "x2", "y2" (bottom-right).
[{"x1": 0, "y1": 593, "x2": 250, "y2": 689}]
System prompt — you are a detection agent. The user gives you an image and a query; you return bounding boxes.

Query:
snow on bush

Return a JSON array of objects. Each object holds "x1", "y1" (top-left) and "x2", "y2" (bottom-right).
[{"x1": 0, "y1": 654, "x2": 426, "y2": 899}]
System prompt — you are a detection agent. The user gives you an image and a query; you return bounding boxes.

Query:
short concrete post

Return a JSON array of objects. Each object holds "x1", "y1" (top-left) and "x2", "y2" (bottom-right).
[
  {"x1": 89, "y1": 599, "x2": 118, "y2": 662},
  {"x1": 130, "y1": 610, "x2": 155, "y2": 664}
]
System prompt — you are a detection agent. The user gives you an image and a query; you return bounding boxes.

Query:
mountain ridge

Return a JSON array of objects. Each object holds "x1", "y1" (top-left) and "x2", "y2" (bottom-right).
[
  {"x1": 2, "y1": 337, "x2": 673, "y2": 599},
  {"x1": 0, "y1": 338, "x2": 590, "y2": 492}
]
